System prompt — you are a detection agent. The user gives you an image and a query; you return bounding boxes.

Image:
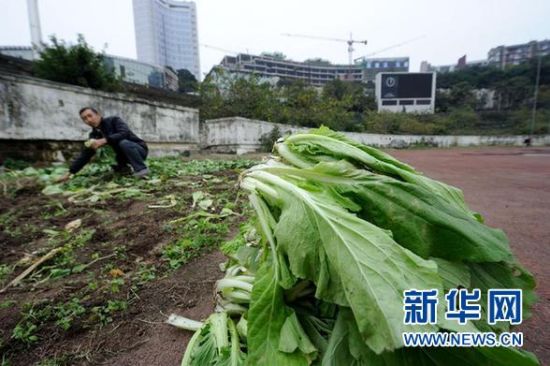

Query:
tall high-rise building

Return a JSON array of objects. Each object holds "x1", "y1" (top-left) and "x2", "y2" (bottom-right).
[{"x1": 133, "y1": 0, "x2": 200, "y2": 80}]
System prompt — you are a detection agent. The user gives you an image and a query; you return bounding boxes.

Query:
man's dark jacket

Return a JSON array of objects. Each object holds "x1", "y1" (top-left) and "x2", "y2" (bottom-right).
[{"x1": 69, "y1": 116, "x2": 148, "y2": 174}]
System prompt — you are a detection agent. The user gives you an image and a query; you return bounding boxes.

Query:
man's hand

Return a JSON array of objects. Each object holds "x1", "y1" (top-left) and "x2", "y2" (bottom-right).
[
  {"x1": 56, "y1": 172, "x2": 73, "y2": 183},
  {"x1": 90, "y1": 138, "x2": 108, "y2": 150}
]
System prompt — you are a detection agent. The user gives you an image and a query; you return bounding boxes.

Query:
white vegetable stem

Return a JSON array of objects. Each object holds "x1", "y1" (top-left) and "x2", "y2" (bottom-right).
[
  {"x1": 216, "y1": 278, "x2": 253, "y2": 293},
  {"x1": 216, "y1": 303, "x2": 248, "y2": 315},
  {"x1": 166, "y1": 314, "x2": 203, "y2": 331}
]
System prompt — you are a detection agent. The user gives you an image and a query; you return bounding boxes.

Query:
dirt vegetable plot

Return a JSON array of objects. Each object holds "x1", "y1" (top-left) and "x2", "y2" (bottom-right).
[
  {"x1": 0, "y1": 156, "x2": 257, "y2": 365},
  {"x1": 1, "y1": 144, "x2": 549, "y2": 366}
]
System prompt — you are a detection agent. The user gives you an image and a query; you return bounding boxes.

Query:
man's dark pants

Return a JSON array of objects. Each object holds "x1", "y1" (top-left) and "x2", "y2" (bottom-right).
[{"x1": 113, "y1": 139, "x2": 148, "y2": 173}]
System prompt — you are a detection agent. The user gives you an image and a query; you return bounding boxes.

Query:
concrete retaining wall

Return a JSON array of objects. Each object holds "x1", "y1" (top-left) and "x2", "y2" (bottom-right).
[
  {"x1": 204, "y1": 117, "x2": 550, "y2": 153},
  {"x1": 344, "y1": 132, "x2": 550, "y2": 148},
  {"x1": 0, "y1": 72, "x2": 200, "y2": 158},
  {"x1": 201, "y1": 117, "x2": 307, "y2": 154}
]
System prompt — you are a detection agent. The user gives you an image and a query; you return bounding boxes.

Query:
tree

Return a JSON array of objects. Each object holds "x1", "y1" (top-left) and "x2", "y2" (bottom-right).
[
  {"x1": 436, "y1": 55, "x2": 550, "y2": 111},
  {"x1": 322, "y1": 80, "x2": 373, "y2": 113},
  {"x1": 260, "y1": 51, "x2": 287, "y2": 61},
  {"x1": 304, "y1": 58, "x2": 332, "y2": 66},
  {"x1": 536, "y1": 85, "x2": 550, "y2": 109},
  {"x1": 198, "y1": 71, "x2": 228, "y2": 121},
  {"x1": 226, "y1": 77, "x2": 279, "y2": 121},
  {"x1": 494, "y1": 76, "x2": 532, "y2": 110},
  {"x1": 33, "y1": 34, "x2": 120, "y2": 91},
  {"x1": 277, "y1": 80, "x2": 321, "y2": 127},
  {"x1": 448, "y1": 81, "x2": 477, "y2": 109},
  {"x1": 177, "y1": 68, "x2": 198, "y2": 93}
]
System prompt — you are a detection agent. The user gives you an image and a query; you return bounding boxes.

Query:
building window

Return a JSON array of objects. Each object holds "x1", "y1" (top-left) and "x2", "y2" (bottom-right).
[
  {"x1": 383, "y1": 62, "x2": 388, "y2": 68},
  {"x1": 396, "y1": 61, "x2": 400, "y2": 67},
  {"x1": 374, "y1": 62, "x2": 379, "y2": 68}
]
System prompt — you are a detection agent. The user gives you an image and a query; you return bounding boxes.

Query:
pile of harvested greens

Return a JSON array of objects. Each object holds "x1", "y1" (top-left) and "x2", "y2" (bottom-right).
[{"x1": 169, "y1": 127, "x2": 539, "y2": 365}]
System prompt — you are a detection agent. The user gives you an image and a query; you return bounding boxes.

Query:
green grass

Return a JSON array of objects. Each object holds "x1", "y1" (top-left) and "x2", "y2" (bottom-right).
[
  {"x1": 28, "y1": 228, "x2": 95, "y2": 284},
  {"x1": 35, "y1": 356, "x2": 71, "y2": 366},
  {"x1": 11, "y1": 297, "x2": 89, "y2": 345},
  {"x1": 53, "y1": 298, "x2": 86, "y2": 331},
  {"x1": 0, "y1": 265, "x2": 13, "y2": 285},
  {"x1": 163, "y1": 217, "x2": 230, "y2": 270},
  {"x1": 132, "y1": 264, "x2": 157, "y2": 286},
  {"x1": 90, "y1": 300, "x2": 128, "y2": 326},
  {"x1": 0, "y1": 300, "x2": 16, "y2": 309}
]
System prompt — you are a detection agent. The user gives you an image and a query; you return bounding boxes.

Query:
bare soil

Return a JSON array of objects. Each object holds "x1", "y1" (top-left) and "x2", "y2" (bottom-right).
[
  {"x1": 1, "y1": 147, "x2": 549, "y2": 365},
  {"x1": 0, "y1": 169, "x2": 245, "y2": 365}
]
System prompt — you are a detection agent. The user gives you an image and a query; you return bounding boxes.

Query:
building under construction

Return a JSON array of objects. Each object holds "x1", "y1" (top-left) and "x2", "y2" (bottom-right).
[{"x1": 214, "y1": 53, "x2": 409, "y2": 87}]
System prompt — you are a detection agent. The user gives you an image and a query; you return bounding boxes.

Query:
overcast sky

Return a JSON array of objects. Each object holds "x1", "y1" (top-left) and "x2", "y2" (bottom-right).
[{"x1": 1, "y1": 0, "x2": 549, "y2": 78}]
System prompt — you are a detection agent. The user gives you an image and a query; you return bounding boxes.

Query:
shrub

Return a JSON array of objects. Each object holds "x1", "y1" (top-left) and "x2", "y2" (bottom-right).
[
  {"x1": 447, "y1": 107, "x2": 480, "y2": 132},
  {"x1": 259, "y1": 126, "x2": 282, "y2": 152}
]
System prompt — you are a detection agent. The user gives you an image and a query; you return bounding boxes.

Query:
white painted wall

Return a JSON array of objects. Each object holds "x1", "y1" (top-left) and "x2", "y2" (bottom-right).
[
  {"x1": 202, "y1": 117, "x2": 307, "y2": 154},
  {"x1": 204, "y1": 117, "x2": 550, "y2": 154},
  {"x1": 0, "y1": 73, "x2": 200, "y2": 153},
  {"x1": 344, "y1": 132, "x2": 550, "y2": 148}
]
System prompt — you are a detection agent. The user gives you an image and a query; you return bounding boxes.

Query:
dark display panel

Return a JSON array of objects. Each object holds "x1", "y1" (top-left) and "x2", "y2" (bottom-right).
[{"x1": 381, "y1": 73, "x2": 433, "y2": 99}]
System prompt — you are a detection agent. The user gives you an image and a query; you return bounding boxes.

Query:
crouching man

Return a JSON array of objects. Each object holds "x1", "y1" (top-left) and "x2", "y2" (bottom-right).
[{"x1": 59, "y1": 107, "x2": 149, "y2": 181}]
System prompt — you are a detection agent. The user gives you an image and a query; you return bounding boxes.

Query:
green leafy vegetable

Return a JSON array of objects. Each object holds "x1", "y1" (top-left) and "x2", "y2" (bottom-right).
[{"x1": 172, "y1": 127, "x2": 539, "y2": 366}]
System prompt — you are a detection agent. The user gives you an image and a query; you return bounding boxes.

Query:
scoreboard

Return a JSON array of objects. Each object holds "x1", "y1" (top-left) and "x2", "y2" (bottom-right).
[{"x1": 376, "y1": 72, "x2": 436, "y2": 113}]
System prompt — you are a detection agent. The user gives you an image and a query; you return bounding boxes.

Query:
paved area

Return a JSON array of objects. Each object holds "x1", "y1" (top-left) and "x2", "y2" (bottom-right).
[{"x1": 389, "y1": 146, "x2": 550, "y2": 363}]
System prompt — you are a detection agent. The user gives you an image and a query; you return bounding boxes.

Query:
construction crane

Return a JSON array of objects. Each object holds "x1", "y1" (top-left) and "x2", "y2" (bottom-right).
[
  {"x1": 200, "y1": 43, "x2": 241, "y2": 56},
  {"x1": 282, "y1": 33, "x2": 367, "y2": 66},
  {"x1": 354, "y1": 35, "x2": 426, "y2": 62}
]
